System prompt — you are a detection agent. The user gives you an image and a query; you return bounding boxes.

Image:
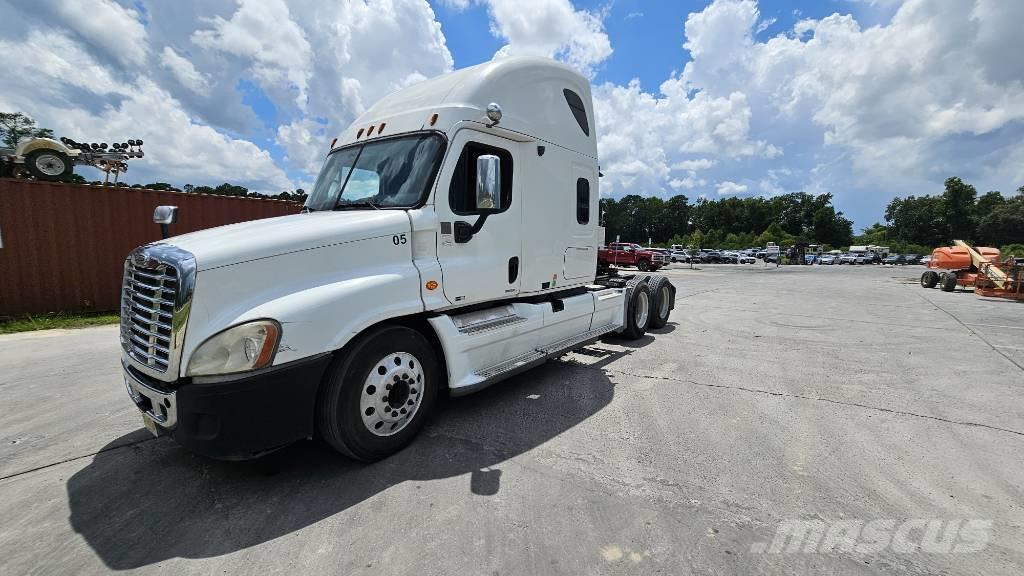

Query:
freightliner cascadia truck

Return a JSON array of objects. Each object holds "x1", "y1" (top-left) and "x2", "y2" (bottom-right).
[{"x1": 120, "y1": 57, "x2": 676, "y2": 461}]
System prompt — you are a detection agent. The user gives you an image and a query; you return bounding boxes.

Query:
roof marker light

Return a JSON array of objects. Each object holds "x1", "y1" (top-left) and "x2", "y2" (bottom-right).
[
  {"x1": 378, "y1": 122, "x2": 386, "y2": 134},
  {"x1": 357, "y1": 128, "x2": 364, "y2": 138},
  {"x1": 367, "y1": 125, "x2": 375, "y2": 136},
  {"x1": 330, "y1": 137, "x2": 338, "y2": 148},
  {"x1": 429, "y1": 113, "x2": 438, "y2": 126}
]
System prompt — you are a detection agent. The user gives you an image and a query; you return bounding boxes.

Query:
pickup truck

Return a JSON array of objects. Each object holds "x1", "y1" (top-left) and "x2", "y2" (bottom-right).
[
  {"x1": 119, "y1": 57, "x2": 676, "y2": 462},
  {"x1": 597, "y1": 242, "x2": 667, "y2": 271}
]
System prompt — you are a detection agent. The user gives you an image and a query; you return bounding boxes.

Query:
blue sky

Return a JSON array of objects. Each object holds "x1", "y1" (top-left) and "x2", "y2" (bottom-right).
[{"x1": 1, "y1": 0, "x2": 1021, "y2": 230}]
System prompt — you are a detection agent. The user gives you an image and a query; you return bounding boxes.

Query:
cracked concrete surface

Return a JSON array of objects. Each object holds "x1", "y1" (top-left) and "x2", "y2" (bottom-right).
[{"x1": 1, "y1": 264, "x2": 1022, "y2": 575}]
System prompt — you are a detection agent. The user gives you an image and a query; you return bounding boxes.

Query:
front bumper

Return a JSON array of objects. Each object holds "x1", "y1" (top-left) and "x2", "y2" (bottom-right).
[{"x1": 123, "y1": 354, "x2": 332, "y2": 460}]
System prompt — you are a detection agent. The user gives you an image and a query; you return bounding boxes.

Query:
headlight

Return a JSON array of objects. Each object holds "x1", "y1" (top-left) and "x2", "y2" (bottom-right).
[{"x1": 186, "y1": 320, "x2": 281, "y2": 376}]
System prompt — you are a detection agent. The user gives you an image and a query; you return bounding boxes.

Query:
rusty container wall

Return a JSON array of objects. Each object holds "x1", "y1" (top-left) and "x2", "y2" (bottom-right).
[{"x1": 0, "y1": 179, "x2": 300, "y2": 317}]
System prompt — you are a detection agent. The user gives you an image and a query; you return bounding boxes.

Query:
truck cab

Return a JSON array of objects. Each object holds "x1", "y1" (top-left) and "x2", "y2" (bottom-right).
[{"x1": 120, "y1": 57, "x2": 676, "y2": 461}]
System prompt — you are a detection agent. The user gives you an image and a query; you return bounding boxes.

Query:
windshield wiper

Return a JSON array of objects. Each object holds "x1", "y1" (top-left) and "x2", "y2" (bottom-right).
[{"x1": 333, "y1": 201, "x2": 382, "y2": 211}]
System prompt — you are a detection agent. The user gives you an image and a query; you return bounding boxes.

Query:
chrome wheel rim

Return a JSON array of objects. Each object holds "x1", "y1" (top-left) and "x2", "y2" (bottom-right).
[
  {"x1": 359, "y1": 351, "x2": 424, "y2": 437},
  {"x1": 635, "y1": 290, "x2": 650, "y2": 328},
  {"x1": 35, "y1": 153, "x2": 66, "y2": 176},
  {"x1": 658, "y1": 285, "x2": 670, "y2": 319}
]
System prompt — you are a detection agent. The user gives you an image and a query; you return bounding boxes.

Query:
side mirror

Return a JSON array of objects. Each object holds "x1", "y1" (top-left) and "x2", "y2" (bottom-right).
[
  {"x1": 475, "y1": 154, "x2": 500, "y2": 211},
  {"x1": 154, "y1": 205, "x2": 178, "y2": 240},
  {"x1": 153, "y1": 205, "x2": 178, "y2": 225}
]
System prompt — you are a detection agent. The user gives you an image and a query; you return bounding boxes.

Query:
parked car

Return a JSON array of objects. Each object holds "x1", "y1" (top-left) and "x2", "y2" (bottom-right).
[
  {"x1": 597, "y1": 242, "x2": 667, "y2": 271},
  {"x1": 647, "y1": 248, "x2": 673, "y2": 264},
  {"x1": 739, "y1": 254, "x2": 756, "y2": 264},
  {"x1": 755, "y1": 250, "x2": 767, "y2": 259},
  {"x1": 819, "y1": 254, "x2": 837, "y2": 265},
  {"x1": 919, "y1": 255, "x2": 932, "y2": 265},
  {"x1": 700, "y1": 249, "x2": 722, "y2": 263},
  {"x1": 839, "y1": 253, "x2": 857, "y2": 265},
  {"x1": 720, "y1": 251, "x2": 740, "y2": 264},
  {"x1": 904, "y1": 254, "x2": 922, "y2": 265},
  {"x1": 669, "y1": 249, "x2": 689, "y2": 263},
  {"x1": 882, "y1": 254, "x2": 907, "y2": 265},
  {"x1": 804, "y1": 253, "x2": 818, "y2": 265}
]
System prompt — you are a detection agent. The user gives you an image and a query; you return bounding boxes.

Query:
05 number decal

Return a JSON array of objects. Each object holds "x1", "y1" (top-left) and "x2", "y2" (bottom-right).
[{"x1": 392, "y1": 233, "x2": 408, "y2": 245}]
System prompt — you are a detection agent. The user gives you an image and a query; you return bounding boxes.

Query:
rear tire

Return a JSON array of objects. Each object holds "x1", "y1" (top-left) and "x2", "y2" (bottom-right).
[
  {"x1": 620, "y1": 280, "x2": 653, "y2": 339},
  {"x1": 316, "y1": 325, "x2": 439, "y2": 461},
  {"x1": 920, "y1": 271, "x2": 938, "y2": 288},
  {"x1": 940, "y1": 272, "x2": 958, "y2": 292},
  {"x1": 647, "y1": 276, "x2": 674, "y2": 329}
]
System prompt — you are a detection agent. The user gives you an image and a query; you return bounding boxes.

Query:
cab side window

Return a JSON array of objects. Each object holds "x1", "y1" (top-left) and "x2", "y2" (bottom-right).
[
  {"x1": 576, "y1": 178, "x2": 590, "y2": 224},
  {"x1": 449, "y1": 142, "x2": 513, "y2": 215}
]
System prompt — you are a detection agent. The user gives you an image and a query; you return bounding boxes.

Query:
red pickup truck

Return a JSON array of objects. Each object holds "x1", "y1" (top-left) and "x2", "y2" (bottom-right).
[{"x1": 598, "y1": 242, "x2": 668, "y2": 272}]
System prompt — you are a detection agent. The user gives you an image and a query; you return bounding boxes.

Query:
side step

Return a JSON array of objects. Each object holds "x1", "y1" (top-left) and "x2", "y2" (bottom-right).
[{"x1": 453, "y1": 322, "x2": 619, "y2": 397}]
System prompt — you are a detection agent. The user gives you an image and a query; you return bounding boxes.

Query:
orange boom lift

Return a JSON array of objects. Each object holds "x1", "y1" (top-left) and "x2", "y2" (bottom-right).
[{"x1": 919, "y1": 240, "x2": 1024, "y2": 300}]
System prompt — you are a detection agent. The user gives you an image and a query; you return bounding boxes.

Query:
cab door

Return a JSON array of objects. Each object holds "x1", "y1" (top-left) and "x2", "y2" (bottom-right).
[{"x1": 435, "y1": 129, "x2": 523, "y2": 305}]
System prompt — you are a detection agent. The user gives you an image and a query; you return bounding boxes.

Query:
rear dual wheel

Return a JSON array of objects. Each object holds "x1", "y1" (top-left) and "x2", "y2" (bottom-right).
[{"x1": 620, "y1": 276, "x2": 673, "y2": 339}]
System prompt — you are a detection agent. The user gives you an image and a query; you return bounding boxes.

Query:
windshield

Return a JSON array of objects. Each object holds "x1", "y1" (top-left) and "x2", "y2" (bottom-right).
[{"x1": 303, "y1": 133, "x2": 446, "y2": 212}]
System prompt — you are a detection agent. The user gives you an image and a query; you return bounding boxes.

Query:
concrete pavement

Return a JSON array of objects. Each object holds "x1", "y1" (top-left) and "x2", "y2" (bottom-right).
[{"x1": 1, "y1": 264, "x2": 1022, "y2": 574}]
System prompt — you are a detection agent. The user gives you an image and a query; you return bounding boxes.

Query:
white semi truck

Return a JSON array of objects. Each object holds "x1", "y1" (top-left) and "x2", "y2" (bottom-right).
[{"x1": 120, "y1": 57, "x2": 676, "y2": 461}]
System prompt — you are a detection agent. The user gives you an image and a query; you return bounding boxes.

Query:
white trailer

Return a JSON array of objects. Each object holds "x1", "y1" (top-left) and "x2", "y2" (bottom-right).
[{"x1": 120, "y1": 57, "x2": 676, "y2": 461}]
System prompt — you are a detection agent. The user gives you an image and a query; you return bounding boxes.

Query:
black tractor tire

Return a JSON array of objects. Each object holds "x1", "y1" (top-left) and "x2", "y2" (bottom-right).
[
  {"x1": 620, "y1": 279, "x2": 653, "y2": 340},
  {"x1": 637, "y1": 259, "x2": 651, "y2": 272},
  {"x1": 24, "y1": 149, "x2": 73, "y2": 181},
  {"x1": 940, "y1": 272, "x2": 958, "y2": 292},
  {"x1": 647, "y1": 275, "x2": 675, "y2": 329},
  {"x1": 920, "y1": 271, "x2": 939, "y2": 288},
  {"x1": 316, "y1": 325, "x2": 439, "y2": 462}
]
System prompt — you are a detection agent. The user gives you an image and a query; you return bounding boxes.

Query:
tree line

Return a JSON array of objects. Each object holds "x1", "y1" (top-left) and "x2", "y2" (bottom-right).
[
  {"x1": 600, "y1": 191, "x2": 854, "y2": 251},
  {"x1": 600, "y1": 177, "x2": 1024, "y2": 256}
]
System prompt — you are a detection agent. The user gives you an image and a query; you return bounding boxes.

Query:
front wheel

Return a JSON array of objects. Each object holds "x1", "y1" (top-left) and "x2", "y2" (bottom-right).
[
  {"x1": 25, "y1": 149, "x2": 73, "y2": 181},
  {"x1": 637, "y1": 259, "x2": 651, "y2": 272},
  {"x1": 316, "y1": 325, "x2": 439, "y2": 461},
  {"x1": 920, "y1": 270, "x2": 938, "y2": 288}
]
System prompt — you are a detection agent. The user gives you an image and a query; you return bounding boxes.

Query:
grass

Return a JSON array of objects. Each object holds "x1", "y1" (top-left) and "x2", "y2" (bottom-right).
[{"x1": 0, "y1": 312, "x2": 120, "y2": 335}]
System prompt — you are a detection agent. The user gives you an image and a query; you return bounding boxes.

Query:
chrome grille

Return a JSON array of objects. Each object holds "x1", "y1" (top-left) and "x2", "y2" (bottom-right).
[{"x1": 122, "y1": 259, "x2": 179, "y2": 372}]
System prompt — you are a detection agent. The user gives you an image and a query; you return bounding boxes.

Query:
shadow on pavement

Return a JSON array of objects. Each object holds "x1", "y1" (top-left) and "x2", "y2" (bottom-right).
[{"x1": 67, "y1": 358, "x2": 618, "y2": 570}]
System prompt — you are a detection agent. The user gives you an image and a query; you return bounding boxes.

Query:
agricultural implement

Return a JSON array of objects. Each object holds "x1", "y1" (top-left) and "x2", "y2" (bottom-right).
[{"x1": 919, "y1": 240, "x2": 1024, "y2": 300}]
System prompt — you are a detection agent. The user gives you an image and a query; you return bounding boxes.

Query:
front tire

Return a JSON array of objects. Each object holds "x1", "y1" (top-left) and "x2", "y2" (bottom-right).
[
  {"x1": 316, "y1": 325, "x2": 439, "y2": 461},
  {"x1": 25, "y1": 149, "x2": 73, "y2": 181},
  {"x1": 920, "y1": 270, "x2": 938, "y2": 288},
  {"x1": 637, "y1": 259, "x2": 651, "y2": 272}
]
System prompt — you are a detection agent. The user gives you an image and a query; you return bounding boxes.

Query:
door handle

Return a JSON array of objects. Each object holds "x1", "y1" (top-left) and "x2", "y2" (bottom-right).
[{"x1": 508, "y1": 256, "x2": 519, "y2": 283}]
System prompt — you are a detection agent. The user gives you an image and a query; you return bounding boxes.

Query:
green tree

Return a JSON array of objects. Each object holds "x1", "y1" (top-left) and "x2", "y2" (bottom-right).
[
  {"x1": 942, "y1": 176, "x2": 977, "y2": 240},
  {"x1": 977, "y1": 195, "x2": 1024, "y2": 247},
  {"x1": 0, "y1": 112, "x2": 54, "y2": 148},
  {"x1": 885, "y1": 195, "x2": 947, "y2": 247}
]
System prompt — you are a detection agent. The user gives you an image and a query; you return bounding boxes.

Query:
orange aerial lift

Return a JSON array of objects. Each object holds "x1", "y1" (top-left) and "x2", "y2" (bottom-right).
[{"x1": 919, "y1": 240, "x2": 1024, "y2": 300}]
